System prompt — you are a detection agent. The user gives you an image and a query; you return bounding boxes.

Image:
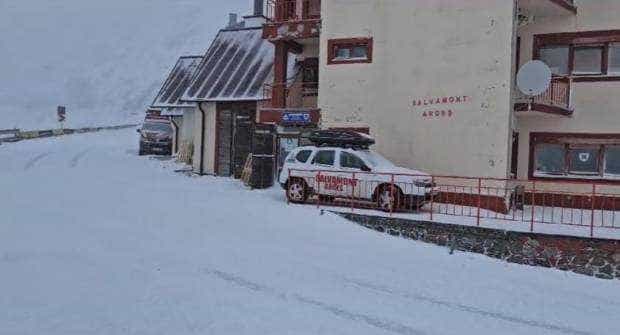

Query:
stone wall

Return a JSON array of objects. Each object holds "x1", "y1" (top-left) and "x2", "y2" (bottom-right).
[{"x1": 337, "y1": 212, "x2": 620, "y2": 280}]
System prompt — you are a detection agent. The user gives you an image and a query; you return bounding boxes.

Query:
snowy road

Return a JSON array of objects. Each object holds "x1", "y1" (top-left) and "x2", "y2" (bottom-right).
[{"x1": 1, "y1": 129, "x2": 619, "y2": 335}]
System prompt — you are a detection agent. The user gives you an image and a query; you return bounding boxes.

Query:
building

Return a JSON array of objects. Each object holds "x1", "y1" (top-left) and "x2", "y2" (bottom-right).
[
  {"x1": 182, "y1": 12, "x2": 278, "y2": 178},
  {"x1": 262, "y1": 0, "x2": 620, "y2": 205},
  {"x1": 150, "y1": 55, "x2": 203, "y2": 162}
]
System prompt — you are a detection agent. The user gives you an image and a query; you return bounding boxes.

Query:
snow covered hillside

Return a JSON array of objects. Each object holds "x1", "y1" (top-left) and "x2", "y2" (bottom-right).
[
  {"x1": 1, "y1": 129, "x2": 619, "y2": 334},
  {"x1": 0, "y1": 0, "x2": 248, "y2": 130}
]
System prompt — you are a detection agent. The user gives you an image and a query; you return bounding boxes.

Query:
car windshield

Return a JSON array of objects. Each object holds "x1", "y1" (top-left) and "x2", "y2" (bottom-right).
[
  {"x1": 143, "y1": 122, "x2": 171, "y2": 133},
  {"x1": 355, "y1": 150, "x2": 395, "y2": 168}
]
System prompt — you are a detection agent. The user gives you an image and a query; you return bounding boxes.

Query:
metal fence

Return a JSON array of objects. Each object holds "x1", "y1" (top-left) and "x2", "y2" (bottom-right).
[{"x1": 286, "y1": 168, "x2": 620, "y2": 238}]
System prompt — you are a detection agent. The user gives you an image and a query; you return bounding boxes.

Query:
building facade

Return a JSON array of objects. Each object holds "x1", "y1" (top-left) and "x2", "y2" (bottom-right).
[{"x1": 262, "y1": 0, "x2": 620, "y2": 189}]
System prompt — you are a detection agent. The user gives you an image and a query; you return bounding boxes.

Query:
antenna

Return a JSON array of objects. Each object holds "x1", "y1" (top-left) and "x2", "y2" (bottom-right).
[{"x1": 517, "y1": 60, "x2": 552, "y2": 96}]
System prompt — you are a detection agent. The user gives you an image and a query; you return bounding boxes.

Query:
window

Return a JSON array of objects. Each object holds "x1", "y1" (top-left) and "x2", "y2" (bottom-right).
[
  {"x1": 608, "y1": 44, "x2": 620, "y2": 74},
  {"x1": 530, "y1": 133, "x2": 620, "y2": 181},
  {"x1": 312, "y1": 150, "x2": 335, "y2": 166},
  {"x1": 340, "y1": 152, "x2": 366, "y2": 170},
  {"x1": 535, "y1": 144, "x2": 565, "y2": 175},
  {"x1": 295, "y1": 150, "x2": 313, "y2": 163},
  {"x1": 539, "y1": 46, "x2": 570, "y2": 75},
  {"x1": 605, "y1": 146, "x2": 620, "y2": 176},
  {"x1": 327, "y1": 38, "x2": 373, "y2": 65},
  {"x1": 568, "y1": 146, "x2": 600, "y2": 175},
  {"x1": 534, "y1": 30, "x2": 620, "y2": 78},
  {"x1": 573, "y1": 47, "x2": 603, "y2": 74}
]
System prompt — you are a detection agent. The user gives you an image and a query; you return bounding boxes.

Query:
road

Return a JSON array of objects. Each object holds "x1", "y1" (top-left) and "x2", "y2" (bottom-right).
[{"x1": 1, "y1": 129, "x2": 618, "y2": 335}]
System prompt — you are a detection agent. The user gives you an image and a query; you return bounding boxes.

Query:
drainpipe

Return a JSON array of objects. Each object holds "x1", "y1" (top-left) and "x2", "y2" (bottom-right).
[
  {"x1": 170, "y1": 117, "x2": 179, "y2": 154},
  {"x1": 197, "y1": 102, "x2": 206, "y2": 175}
]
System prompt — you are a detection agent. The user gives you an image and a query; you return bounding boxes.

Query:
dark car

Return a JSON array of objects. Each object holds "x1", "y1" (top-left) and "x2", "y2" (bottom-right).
[{"x1": 138, "y1": 120, "x2": 173, "y2": 156}]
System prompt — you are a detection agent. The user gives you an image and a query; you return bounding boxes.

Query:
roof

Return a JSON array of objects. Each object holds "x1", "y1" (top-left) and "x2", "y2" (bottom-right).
[
  {"x1": 182, "y1": 27, "x2": 275, "y2": 102},
  {"x1": 151, "y1": 56, "x2": 203, "y2": 110}
]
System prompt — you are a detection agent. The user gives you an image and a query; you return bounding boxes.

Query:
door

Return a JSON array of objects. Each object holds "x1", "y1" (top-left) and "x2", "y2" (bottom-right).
[
  {"x1": 337, "y1": 150, "x2": 369, "y2": 200},
  {"x1": 311, "y1": 149, "x2": 340, "y2": 197},
  {"x1": 232, "y1": 107, "x2": 254, "y2": 179},
  {"x1": 217, "y1": 109, "x2": 233, "y2": 176}
]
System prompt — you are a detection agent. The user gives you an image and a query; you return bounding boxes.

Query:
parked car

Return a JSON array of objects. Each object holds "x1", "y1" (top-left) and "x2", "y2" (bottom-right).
[
  {"x1": 279, "y1": 145, "x2": 437, "y2": 212},
  {"x1": 138, "y1": 118, "x2": 173, "y2": 156}
]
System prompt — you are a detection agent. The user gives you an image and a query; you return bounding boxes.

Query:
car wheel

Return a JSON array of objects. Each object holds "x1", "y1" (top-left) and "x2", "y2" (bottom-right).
[
  {"x1": 138, "y1": 145, "x2": 145, "y2": 156},
  {"x1": 287, "y1": 178, "x2": 308, "y2": 204},
  {"x1": 377, "y1": 185, "x2": 402, "y2": 212}
]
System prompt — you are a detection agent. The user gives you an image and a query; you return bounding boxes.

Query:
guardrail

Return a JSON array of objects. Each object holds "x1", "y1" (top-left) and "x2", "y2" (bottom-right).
[
  {"x1": 285, "y1": 168, "x2": 620, "y2": 239},
  {"x1": 0, "y1": 124, "x2": 137, "y2": 144},
  {"x1": 263, "y1": 81, "x2": 318, "y2": 108},
  {"x1": 515, "y1": 76, "x2": 572, "y2": 110},
  {"x1": 265, "y1": 0, "x2": 321, "y2": 22},
  {"x1": 0, "y1": 129, "x2": 20, "y2": 143}
]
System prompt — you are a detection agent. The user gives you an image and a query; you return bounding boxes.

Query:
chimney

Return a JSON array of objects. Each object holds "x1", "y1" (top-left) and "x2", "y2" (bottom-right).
[
  {"x1": 228, "y1": 13, "x2": 238, "y2": 28},
  {"x1": 253, "y1": 0, "x2": 264, "y2": 16}
]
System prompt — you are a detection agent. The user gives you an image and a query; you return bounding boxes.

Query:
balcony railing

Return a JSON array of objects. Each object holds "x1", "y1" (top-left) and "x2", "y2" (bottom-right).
[
  {"x1": 263, "y1": 81, "x2": 318, "y2": 108},
  {"x1": 515, "y1": 76, "x2": 573, "y2": 116},
  {"x1": 266, "y1": 0, "x2": 321, "y2": 22}
]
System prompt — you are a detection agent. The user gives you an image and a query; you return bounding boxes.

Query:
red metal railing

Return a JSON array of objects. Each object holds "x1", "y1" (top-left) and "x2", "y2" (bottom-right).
[
  {"x1": 266, "y1": 0, "x2": 321, "y2": 22},
  {"x1": 286, "y1": 168, "x2": 620, "y2": 239}
]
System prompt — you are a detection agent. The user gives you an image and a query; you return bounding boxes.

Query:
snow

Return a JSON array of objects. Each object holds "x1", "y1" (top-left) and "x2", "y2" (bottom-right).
[
  {"x1": 1, "y1": 129, "x2": 619, "y2": 334},
  {"x1": 0, "y1": 0, "x2": 249, "y2": 130}
]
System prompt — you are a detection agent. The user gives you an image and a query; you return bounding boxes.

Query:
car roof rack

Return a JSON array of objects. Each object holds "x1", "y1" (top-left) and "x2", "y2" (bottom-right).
[{"x1": 306, "y1": 130, "x2": 375, "y2": 149}]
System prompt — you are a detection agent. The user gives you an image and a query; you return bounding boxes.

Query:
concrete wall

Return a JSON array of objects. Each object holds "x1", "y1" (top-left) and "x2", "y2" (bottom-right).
[
  {"x1": 515, "y1": 0, "x2": 620, "y2": 183},
  {"x1": 319, "y1": 0, "x2": 517, "y2": 178},
  {"x1": 192, "y1": 102, "x2": 217, "y2": 175},
  {"x1": 340, "y1": 212, "x2": 620, "y2": 280}
]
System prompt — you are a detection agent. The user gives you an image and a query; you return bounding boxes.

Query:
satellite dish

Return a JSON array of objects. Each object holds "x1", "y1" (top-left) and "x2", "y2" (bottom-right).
[{"x1": 517, "y1": 60, "x2": 552, "y2": 96}]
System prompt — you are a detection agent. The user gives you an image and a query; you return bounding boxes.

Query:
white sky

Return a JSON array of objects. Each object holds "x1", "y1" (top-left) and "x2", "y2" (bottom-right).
[{"x1": 0, "y1": 0, "x2": 251, "y2": 129}]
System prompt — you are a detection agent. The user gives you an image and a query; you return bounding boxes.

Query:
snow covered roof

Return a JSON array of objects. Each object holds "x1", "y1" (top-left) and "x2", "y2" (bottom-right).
[
  {"x1": 182, "y1": 27, "x2": 274, "y2": 102},
  {"x1": 151, "y1": 56, "x2": 203, "y2": 110}
]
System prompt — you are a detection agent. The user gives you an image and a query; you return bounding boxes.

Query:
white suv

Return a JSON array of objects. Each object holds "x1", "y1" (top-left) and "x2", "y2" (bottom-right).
[{"x1": 279, "y1": 146, "x2": 436, "y2": 211}]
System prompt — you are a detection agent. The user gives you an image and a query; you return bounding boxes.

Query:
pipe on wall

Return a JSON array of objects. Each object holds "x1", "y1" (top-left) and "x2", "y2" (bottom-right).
[
  {"x1": 197, "y1": 103, "x2": 207, "y2": 175},
  {"x1": 170, "y1": 117, "x2": 179, "y2": 154}
]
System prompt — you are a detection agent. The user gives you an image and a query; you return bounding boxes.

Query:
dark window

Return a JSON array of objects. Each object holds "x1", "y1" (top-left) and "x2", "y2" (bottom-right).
[
  {"x1": 312, "y1": 150, "x2": 335, "y2": 166},
  {"x1": 605, "y1": 146, "x2": 620, "y2": 175},
  {"x1": 568, "y1": 146, "x2": 600, "y2": 175},
  {"x1": 609, "y1": 44, "x2": 620, "y2": 74},
  {"x1": 340, "y1": 152, "x2": 366, "y2": 170},
  {"x1": 539, "y1": 46, "x2": 570, "y2": 75},
  {"x1": 530, "y1": 133, "x2": 620, "y2": 181},
  {"x1": 573, "y1": 46, "x2": 604, "y2": 74},
  {"x1": 535, "y1": 144, "x2": 565, "y2": 175},
  {"x1": 534, "y1": 31, "x2": 620, "y2": 78},
  {"x1": 328, "y1": 38, "x2": 373, "y2": 65},
  {"x1": 295, "y1": 150, "x2": 313, "y2": 163}
]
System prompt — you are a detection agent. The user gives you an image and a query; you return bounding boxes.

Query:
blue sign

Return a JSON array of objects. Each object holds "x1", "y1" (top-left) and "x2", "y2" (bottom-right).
[{"x1": 282, "y1": 112, "x2": 311, "y2": 125}]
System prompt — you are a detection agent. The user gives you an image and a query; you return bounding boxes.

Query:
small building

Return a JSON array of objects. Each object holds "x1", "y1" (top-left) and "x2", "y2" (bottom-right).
[
  {"x1": 182, "y1": 17, "x2": 276, "y2": 178},
  {"x1": 150, "y1": 55, "x2": 203, "y2": 163}
]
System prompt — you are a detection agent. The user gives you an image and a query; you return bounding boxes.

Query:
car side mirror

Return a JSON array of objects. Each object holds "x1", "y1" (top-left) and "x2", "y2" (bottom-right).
[
  {"x1": 361, "y1": 165, "x2": 371, "y2": 172},
  {"x1": 136, "y1": 129, "x2": 141, "y2": 133}
]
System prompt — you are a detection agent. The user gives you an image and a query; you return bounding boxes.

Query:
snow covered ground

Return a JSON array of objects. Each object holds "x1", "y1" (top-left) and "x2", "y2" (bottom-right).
[
  {"x1": 1, "y1": 129, "x2": 619, "y2": 335},
  {"x1": 0, "y1": 0, "x2": 248, "y2": 130}
]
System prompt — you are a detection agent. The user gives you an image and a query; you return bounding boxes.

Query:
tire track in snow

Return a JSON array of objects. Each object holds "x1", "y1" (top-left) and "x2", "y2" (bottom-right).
[
  {"x1": 203, "y1": 269, "x2": 427, "y2": 335},
  {"x1": 69, "y1": 148, "x2": 91, "y2": 168},
  {"x1": 342, "y1": 277, "x2": 593, "y2": 335},
  {"x1": 23, "y1": 152, "x2": 51, "y2": 170}
]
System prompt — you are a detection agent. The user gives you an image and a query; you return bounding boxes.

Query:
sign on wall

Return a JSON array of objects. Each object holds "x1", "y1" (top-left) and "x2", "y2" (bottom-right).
[{"x1": 411, "y1": 95, "x2": 471, "y2": 120}]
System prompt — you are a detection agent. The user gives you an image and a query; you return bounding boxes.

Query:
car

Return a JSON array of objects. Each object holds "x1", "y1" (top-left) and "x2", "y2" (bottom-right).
[
  {"x1": 279, "y1": 145, "x2": 437, "y2": 212},
  {"x1": 138, "y1": 117, "x2": 173, "y2": 156}
]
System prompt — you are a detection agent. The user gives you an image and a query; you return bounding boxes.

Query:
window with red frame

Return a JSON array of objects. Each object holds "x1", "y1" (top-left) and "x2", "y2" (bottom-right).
[
  {"x1": 327, "y1": 38, "x2": 373, "y2": 65},
  {"x1": 531, "y1": 133, "x2": 620, "y2": 181}
]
